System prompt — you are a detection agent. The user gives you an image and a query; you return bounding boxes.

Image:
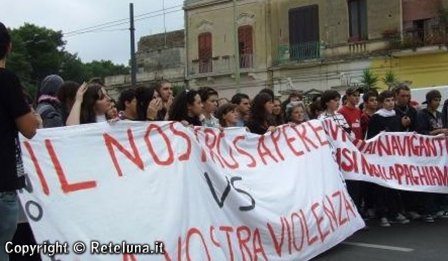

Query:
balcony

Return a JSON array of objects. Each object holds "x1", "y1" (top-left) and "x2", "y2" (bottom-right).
[
  {"x1": 402, "y1": 29, "x2": 448, "y2": 48},
  {"x1": 239, "y1": 53, "x2": 254, "y2": 69},
  {"x1": 189, "y1": 54, "x2": 255, "y2": 77},
  {"x1": 276, "y1": 42, "x2": 321, "y2": 64},
  {"x1": 198, "y1": 60, "x2": 213, "y2": 73}
]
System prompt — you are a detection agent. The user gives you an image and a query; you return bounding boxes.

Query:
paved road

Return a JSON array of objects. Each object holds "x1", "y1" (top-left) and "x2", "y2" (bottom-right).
[{"x1": 314, "y1": 218, "x2": 448, "y2": 261}]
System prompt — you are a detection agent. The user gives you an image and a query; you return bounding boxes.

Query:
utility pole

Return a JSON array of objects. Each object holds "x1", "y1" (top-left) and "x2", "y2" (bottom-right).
[
  {"x1": 233, "y1": 0, "x2": 241, "y2": 93},
  {"x1": 163, "y1": 0, "x2": 167, "y2": 47},
  {"x1": 130, "y1": 3, "x2": 137, "y2": 87}
]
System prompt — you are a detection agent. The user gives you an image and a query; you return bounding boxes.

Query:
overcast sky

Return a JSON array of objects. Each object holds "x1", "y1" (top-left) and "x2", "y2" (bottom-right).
[{"x1": 1, "y1": 0, "x2": 184, "y2": 65}]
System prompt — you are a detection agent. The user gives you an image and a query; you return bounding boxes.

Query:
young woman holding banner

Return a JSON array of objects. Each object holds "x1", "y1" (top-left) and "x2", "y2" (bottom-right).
[
  {"x1": 215, "y1": 103, "x2": 239, "y2": 128},
  {"x1": 134, "y1": 86, "x2": 163, "y2": 121},
  {"x1": 169, "y1": 89, "x2": 203, "y2": 127},
  {"x1": 246, "y1": 92, "x2": 276, "y2": 135}
]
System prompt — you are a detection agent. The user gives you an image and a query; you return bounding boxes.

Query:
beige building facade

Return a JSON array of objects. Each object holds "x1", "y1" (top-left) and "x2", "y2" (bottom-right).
[
  {"x1": 185, "y1": 0, "x2": 448, "y2": 99},
  {"x1": 185, "y1": 0, "x2": 272, "y2": 98}
]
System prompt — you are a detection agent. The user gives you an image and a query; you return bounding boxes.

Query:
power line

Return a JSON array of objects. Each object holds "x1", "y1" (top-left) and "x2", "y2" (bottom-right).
[
  {"x1": 63, "y1": 4, "x2": 182, "y2": 36},
  {"x1": 64, "y1": 8, "x2": 183, "y2": 37},
  {"x1": 135, "y1": 9, "x2": 182, "y2": 23},
  {"x1": 63, "y1": 1, "x2": 257, "y2": 37},
  {"x1": 64, "y1": 28, "x2": 129, "y2": 38}
]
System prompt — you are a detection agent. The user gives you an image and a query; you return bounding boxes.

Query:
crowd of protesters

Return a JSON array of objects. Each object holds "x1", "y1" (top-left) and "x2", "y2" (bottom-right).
[
  {"x1": 2, "y1": 21, "x2": 448, "y2": 261},
  {"x1": 62, "y1": 79, "x2": 448, "y2": 229}
]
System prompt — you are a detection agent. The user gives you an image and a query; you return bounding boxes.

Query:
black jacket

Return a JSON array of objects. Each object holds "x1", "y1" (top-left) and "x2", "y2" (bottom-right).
[
  {"x1": 442, "y1": 99, "x2": 448, "y2": 128},
  {"x1": 394, "y1": 104, "x2": 417, "y2": 132},
  {"x1": 416, "y1": 108, "x2": 443, "y2": 135},
  {"x1": 366, "y1": 112, "x2": 401, "y2": 139}
]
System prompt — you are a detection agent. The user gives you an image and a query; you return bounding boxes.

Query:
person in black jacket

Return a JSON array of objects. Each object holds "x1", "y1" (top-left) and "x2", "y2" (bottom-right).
[
  {"x1": 416, "y1": 90, "x2": 448, "y2": 220},
  {"x1": 36, "y1": 74, "x2": 64, "y2": 128},
  {"x1": 393, "y1": 84, "x2": 418, "y2": 132},
  {"x1": 367, "y1": 90, "x2": 410, "y2": 227},
  {"x1": 416, "y1": 90, "x2": 448, "y2": 136},
  {"x1": 442, "y1": 98, "x2": 448, "y2": 128}
]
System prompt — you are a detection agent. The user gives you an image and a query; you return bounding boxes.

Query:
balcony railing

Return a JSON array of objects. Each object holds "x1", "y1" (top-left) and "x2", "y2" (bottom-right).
[
  {"x1": 198, "y1": 60, "x2": 213, "y2": 73},
  {"x1": 240, "y1": 53, "x2": 254, "y2": 69},
  {"x1": 190, "y1": 54, "x2": 255, "y2": 76},
  {"x1": 402, "y1": 29, "x2": 448, "y2": 48},
  {"x1": 277, "y1": 42, "x2": 321, "y2": 63}
]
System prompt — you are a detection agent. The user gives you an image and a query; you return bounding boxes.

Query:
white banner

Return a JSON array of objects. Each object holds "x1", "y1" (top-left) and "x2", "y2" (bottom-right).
[
  {"x1": 321, "y1": 119, "x2": 448, "y2": 194},
  {"x1": 17, "y1": 120, "x2": 364, "y2": 261}
]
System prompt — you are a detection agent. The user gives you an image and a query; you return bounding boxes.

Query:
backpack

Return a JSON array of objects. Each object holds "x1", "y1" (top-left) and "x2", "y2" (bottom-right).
[{"x1": 36, "y1": 102, "x2": 64, "y2": 128}]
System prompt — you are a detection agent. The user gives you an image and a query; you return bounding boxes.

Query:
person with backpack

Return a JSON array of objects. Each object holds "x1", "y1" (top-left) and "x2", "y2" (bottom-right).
[{"x1": 36, "y1": 74, "x2": 64, "y2": 128}]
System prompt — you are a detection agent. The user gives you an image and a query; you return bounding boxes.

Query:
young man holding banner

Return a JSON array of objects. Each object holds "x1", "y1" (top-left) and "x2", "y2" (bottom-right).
[
  {"x1": 416, "y1": 90, "x2": 448, "y2": 220},
  {"x1": 367, "y1": 90, "x2": 410, "y2": 227},
  {"x1": 0, "y1": 22, "x2": 40, "y2": 260},
  {"x1": 338, "y1": 87, "x2": 364, "y2": 217}
]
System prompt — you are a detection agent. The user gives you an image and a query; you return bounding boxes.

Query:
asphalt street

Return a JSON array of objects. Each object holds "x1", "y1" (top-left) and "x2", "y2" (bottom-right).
[{"x1": 314, "y1": 218, "x2": 448, "y2": 261}]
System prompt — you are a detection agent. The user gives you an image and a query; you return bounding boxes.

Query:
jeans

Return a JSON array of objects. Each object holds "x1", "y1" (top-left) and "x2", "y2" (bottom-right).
[{"x1": 0, "y1": 191, "x2": 19, "y2": 261}]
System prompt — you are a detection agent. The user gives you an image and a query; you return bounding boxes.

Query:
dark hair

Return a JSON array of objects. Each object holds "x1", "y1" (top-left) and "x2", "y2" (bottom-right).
[
  {"x1": 135, "y1": 86, "x2": 158, "y2": 121},
  {"x1": 118, "y1": 89, "x2": 136, "y2": 111},
  {"x1": 89, "y1": 77, "x2": 104, "y2": 86},
  {"x1": 273, "y1": 98, "x2": 284, "y2": 125},
  {"x1": 80, "y1": 84, "x2": 105, "y2": 124},
  {"x1": 378, "y1": 90, "x2": 394, "y2": 103},
  {"x1": 308, "y1": 100, "x2": 322, "y2": 119},
  {"x1": 231, "y1": 93, "x2": 250, "y2": 105},
  {"x1": 259, "y1": 88, "x2": 275, "y2": 99},
  {"x1": 250, "y1": 93, "x2": 274, "y2": 124},
  {"x1": 362, "y1": 90, "x2": 378, "y2": 103},
  {"x1": 394, "y1": 83, "x2": 410, "y2": 95},
  {"x1": 425, "y1": 90, "x2": 442, "y2": 103},
  {"x1": 358, "y1": 103, "x2": 364, "y2": 111},
  {"x1": 0, "y1": 22, "x2": 11, "y2": 60},
  {"x1": 57, "y1": 81, "x2": 80, "y2": 121},
  {"x1": 198, "y1": 86, "x2": 218, "y2": 102},
  {"x1": 312, "y1": 95, "x2": 322, "y2": 103},
  {"x1": 216, "y1": 103, "x2": 237, "y2": 127},
  {"x1": 341, "y1": 95, "x2": 347, "y2": 105},
  {"x1": 320, "y1": 90, "x2": 341, "y2": 110},
  {"x1": 169, "y1": 89, "x2": 200, "y2": 122}
]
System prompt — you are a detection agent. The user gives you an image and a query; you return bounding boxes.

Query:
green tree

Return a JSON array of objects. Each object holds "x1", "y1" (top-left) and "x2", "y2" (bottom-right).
[
  {"x1": 382, "y1": 71, "x2": 399, "y2": 90},
  {"x1": 84, "y1": 60, "x2": 129, "y2": 81},
  {"x1": 360, "y1": 69, "x2": 379, "y2": 92},
  {"x1": 7, "y1": 23, "x2": 130, "y2": 99},
  {"x1": 59, "y1": 52, "x2": 87, "y2": 83},
  {"x1": 8, "y1": 23, "x2": 64, "y2": 98}
]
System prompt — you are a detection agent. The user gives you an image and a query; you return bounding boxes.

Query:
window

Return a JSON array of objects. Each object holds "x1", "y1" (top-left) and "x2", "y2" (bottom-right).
[
  {"x1": 198, "y1": 33, "x2": 212, "y2": 73},
  {"x1": 348, "y1": 0, "x2": 368, "y2": 41},
  {"x1": 288, "y1": 5, "x2": 320, "y2": 60},
  {"x1": 238, "y1": 25, "x2": 253, "y2": 68}
]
